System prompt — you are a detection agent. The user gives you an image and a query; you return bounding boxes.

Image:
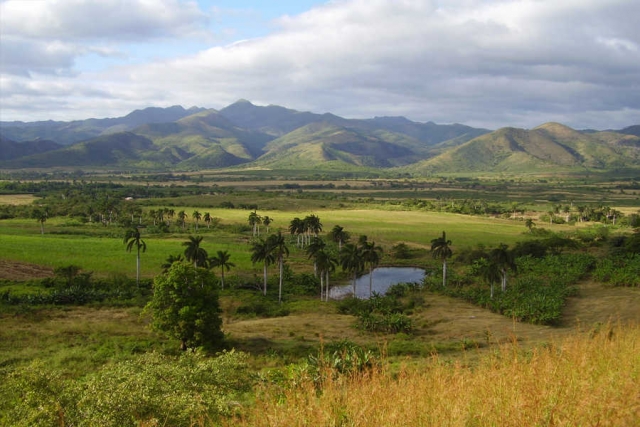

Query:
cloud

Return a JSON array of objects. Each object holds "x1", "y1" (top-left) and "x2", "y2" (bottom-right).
[{"x1": 1, "y1": 0, "x2": 639, "y2": 129}]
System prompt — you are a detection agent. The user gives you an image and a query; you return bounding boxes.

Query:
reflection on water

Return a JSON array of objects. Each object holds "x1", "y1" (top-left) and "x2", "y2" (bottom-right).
[{"x1": 329, "y1": 267, "x2": 425, "y2": 299}]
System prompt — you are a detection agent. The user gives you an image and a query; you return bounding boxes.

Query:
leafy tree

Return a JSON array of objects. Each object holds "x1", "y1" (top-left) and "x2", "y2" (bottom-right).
[
  {"x1": 182, "y1": 235, "x2": 208, "y2": 267},
  {"x1": 124, "y1": 227, "x2": 146, "y2": 287},
  {"x1": 474, "y1": 257, "x2": 501, "y2": 299},
  {"x1": 360, "y1": 239, "x2": 383, "y2": 298},
  {"x1": 161, "y1": 254, "x2": 184, "y2": 273},
  {"x1": 329, "y1": 224, "x2": 350, "y2": 250},
  {"x1": 146, "y1": 262, "x2": 223, "y2": 351},
  {"x1": 208, "y1": 250, "x2": 235, "y2": 289},
  {"x1": 251, "y1": 238, "x2": 275, "y2": 295},
  {"x1": 267, "y1": 231, "x2": 289, "y2": 304},
  {"x1": 53, "y1": 264, "x2": 82, "y2": 287},
  {"x1": 431, "y1": 231, "x2": 453, "y2": 287},
  {"x1": 340, "y1": 243, "x2": 363, "y2": 298}
]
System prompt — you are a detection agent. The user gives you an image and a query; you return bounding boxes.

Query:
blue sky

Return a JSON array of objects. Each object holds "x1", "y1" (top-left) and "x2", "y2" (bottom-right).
[{"x1": 1, "y1": 0, "x2": 639, "y2": 130}]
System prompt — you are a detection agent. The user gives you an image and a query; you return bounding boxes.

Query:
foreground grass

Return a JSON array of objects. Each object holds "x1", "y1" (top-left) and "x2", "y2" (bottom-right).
[{"x1": 231, "y1": 323, "x2": 640, "y2": 427}]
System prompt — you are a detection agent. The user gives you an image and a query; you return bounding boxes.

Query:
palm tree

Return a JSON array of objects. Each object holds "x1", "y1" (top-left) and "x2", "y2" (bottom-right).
[
  {"x1": 430, "y1": 231, "x2": 453, "y2": 287},
  {"x1": 33, "y1": 208, "x2": 48, "y2": 235},
  {"x1": 525, "y1": 218, "x2": 536, "y2": 233},
  {"x1": 182, "y1": 235, "x2": 208, "y2": 268},
  {"x1": 248, "y1": 211, "x2": 261, "y2": 237},
  {"x1": 161, "y1": 254, "x2": 183, "y2": 273},
  {"x1": 177, "y1": 210, "x2": 187, "y2": 231},
  {"x1": 203, "y1": 212, "x2": 211, "y2": 229},
  {"x1": 267, "y1": 231, "x2": 289, "y2": 304},
  {"x1": 490, "y1": 243, "x2": 516, "y2": 292},
  {"x1": 304, "y1": 214, "x2": 323, "y2": 246},
  {"x1": 192, "y1": 210, "x2": 202, "y2": 232},
  {"x1": 315, "y1": 249, "x2": 337, "y2": 301},
  {"x1": 339, "y1": 243, "x2": 363, "y2": 298},
  {"x1": 251, "y1": 238, "x2": 275, "y2": 295},
  {"x1": 208, "y1": 250, "x2": 235, "y2": 289},
  {"x1": 360, "y1": 240, "x2": 383, "y2": 298},
  {"x1": 306, "y1": 237, "x2": 326, "y2": 277},
  {"x1": 262, "y1": 216, "x2": 272, "y2": 233},
  {"x1": 329, "y1": 224, "x2": 350, "y2": 250},
  {"x1": 124, "y1": 227, "x2": 146, "y2": 287},
  {"x1": 476, "y1": 257, "x2": 501, "y2": 299},
  {"x1": 289, "y1": 217, "x2": 305, "y2": 247}
]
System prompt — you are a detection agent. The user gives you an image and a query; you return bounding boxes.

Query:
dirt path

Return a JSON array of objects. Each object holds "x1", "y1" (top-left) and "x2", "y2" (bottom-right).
[{"x1": 0, "y1": 260, "x2": 54, "y2": 280}]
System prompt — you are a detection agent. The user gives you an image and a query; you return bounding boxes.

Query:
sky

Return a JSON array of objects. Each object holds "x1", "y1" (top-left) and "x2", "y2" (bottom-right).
[{"x1": 0, "y1": 0, "x2": 639, "y2": 130}]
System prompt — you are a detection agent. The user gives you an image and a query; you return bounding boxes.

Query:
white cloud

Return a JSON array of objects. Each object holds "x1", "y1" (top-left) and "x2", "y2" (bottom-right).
[{"x1": 1, "y1": 0, "x2": 639, "y2": 129}]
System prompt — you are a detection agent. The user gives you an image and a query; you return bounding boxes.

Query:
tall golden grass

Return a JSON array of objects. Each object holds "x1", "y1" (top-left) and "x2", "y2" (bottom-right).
[{"x1": 230, "y1": 323, "x2": 639, "y2": 426}]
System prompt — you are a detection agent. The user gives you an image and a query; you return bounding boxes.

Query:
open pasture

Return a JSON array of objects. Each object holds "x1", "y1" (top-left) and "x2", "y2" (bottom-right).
[{"x1": 0, "y1": 200, "x2": 611, "y2": 279}]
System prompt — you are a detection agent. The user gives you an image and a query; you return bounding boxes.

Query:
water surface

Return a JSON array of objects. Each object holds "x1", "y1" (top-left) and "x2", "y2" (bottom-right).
[{"x1": 329, "y1": 267, "x2": 425, "y2": 299}]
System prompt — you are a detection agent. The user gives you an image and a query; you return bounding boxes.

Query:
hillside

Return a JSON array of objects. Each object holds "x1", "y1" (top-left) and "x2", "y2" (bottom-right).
[
  {"x1": 411, "y1": 123, "x2": 640, "y2": 174},
  {"x1": 1, "y1": 101, "x2": 638, "y2": 173}
]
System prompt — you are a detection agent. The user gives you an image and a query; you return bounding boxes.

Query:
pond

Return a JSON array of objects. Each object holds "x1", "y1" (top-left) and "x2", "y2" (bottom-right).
[{"x1": 329, "y1": 267, "x2": 425, "y2": 299}]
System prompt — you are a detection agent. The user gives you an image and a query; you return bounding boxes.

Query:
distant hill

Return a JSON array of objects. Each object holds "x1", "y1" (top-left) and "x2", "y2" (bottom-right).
[
  {"x1": 0, "y1": 136, "x2": 62, "y2": 161},
  {"x1": 410, "y1": 123, "x2": 640, "y2": 174},
  {"x1": 1, "y1": 101, "x2": 637, "y2": 174},
  {"x1": 0, "y1": 105, "x2": 206, "y2": 146}
]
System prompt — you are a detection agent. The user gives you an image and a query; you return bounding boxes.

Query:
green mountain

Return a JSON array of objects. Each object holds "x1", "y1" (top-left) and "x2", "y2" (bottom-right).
[
  {"x1": 5, "y1": 132, "x2": 166, "y2": 168},
  {"x1": 410, "y1": 123, "x2": 640, "y2": 174},
  {"x1": 0, "y1": 136, "x2": 62, "y2": 161},
  {"x1": 252, "y1": 122, "x2": 428, "y2": 169},
  {"x1": 0, "y1": 105, "x2": 205, "y2": 146},
  {"x1": 1, "y1": 101, "x2": 637, "y2": 174}
]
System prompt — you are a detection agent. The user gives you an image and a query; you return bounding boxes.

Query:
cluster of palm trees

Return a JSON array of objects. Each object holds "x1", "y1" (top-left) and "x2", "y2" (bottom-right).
[
  {"x1": 250, "y1": 231, "x2": 288, "y2": 302},
  {"x1": 147, "y1": 208, "x2": 218, "y2": 232},
  {"x1": 288, "y1": 215, "x2": 323, "y2": 247},
  {"x1": 125, "y1": 230, "x2": 235, "y2": 289},
  {"x1": 248, "y1": 211, "x2": 272, "y2": 237}
]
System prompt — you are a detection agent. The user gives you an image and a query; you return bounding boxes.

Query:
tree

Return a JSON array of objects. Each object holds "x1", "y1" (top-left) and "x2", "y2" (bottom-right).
[
  {"x1": 161, "y1": 254, "x2": 184, "y2": 273},
  {"x1": 182, "y1": 235, "x2": 208, "y2": 268},
  {"x1": 262, "y1": 215, "x2": 272, "y2": 233},
  {"x1": 430, "y1": 231, "x2": 453, "y2": 287},
  {"x1": 251, "y1": 238, "x2": 275, "y2": 295},
  {"x1": 124, "y1": 227, "x2": 146, "y2": 287},
  {"x1": 360, "y1": 239, "x2": 383, "y2": 298},
  {"x1": 289, "y1": 217, "x2": 305, "y2": 247},
  {"x1": 525, "y1": 218, "x2": 536, "y2": 233},
  {"x1": 32, "y1": 208, "x2": 48, "y2": 235},
  {"x1": 208, "y1": 250, "x2": 235, "y2": 289},
  {"x1": 146, "y1": 263, "x2": 223, "y2": 351},
  {"x1": 303, "y1": 214, "x2": 323, "y2": 246},
  {"x1": 339, "y1": 243, "x2": 363, "y2": 298},
  {"x1": 315, "y1": 249, "x2": 337, "y2": 301},
  {"x1": 203, "y1": 212, "x2": 211, "y2": 229},
  {"x1": 490, "y1": 243, "x2": 516, "y2": 292},
  {"x1": 474, "y1": 257, "x2": 502, "y2": 299},
  {"x1": 178, "y1": 210, "x2": 187, "y2": 231},
  {"x1": 306, "y1": 236, "x2": 326, "y2": 277},
  {"x1": 248, "y1": 211, "x2": 261, "y2": 237},
  {"x1": 192, "y1": 210, "x2": 202, "y2": 232},
  {"x1": 329, "y1": 224, "x2": 350, "y2": 250},
  {"x1": 267, "y1": 231, "x2": 289, "y2": 304}
]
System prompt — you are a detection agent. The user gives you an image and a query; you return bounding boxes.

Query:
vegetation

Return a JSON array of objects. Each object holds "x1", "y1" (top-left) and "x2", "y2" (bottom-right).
[{"x1": 0, "y1": 171, "x2": 639, "y2": 426}]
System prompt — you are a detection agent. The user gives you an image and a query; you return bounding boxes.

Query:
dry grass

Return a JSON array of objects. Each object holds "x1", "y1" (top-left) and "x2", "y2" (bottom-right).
[
  {"x1": 0, "y1": 194, "x2": 37, "y2": 205},
  {"x1": 230, "y1": 322, "x2": 640, "y2": 426}
]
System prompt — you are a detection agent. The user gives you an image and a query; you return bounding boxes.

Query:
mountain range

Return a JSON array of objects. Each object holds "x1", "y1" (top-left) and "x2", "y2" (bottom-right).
[{"x1": 1, "y1": 100, "x2": 638, "y2": 174}]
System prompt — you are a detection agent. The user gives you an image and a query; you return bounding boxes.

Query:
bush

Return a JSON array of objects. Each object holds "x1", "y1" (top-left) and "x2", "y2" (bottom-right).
[{"x1": 4, "y1": 351, "x2": 250, "y2": 427}]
